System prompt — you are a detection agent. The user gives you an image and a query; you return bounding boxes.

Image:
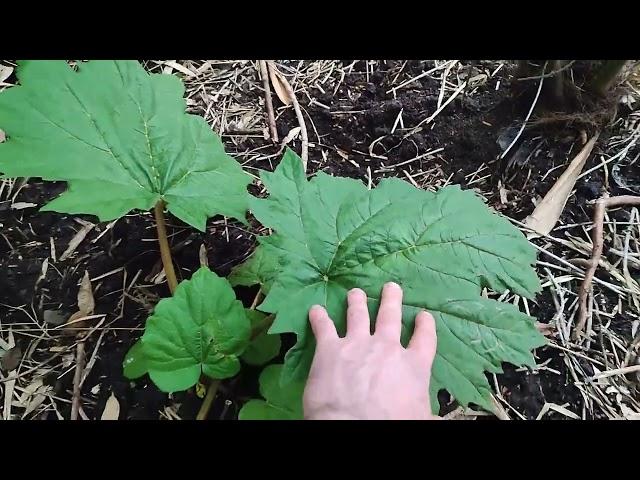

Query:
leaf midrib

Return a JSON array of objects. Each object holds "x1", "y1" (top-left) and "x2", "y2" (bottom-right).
[{"x1": 330, "y1": 233, "x2": 522, "y2": 282}]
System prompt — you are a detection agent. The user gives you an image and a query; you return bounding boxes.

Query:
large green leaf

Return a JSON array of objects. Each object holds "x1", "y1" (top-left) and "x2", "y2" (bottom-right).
[
  {"x1": 0, "y1": 60, "x2": 250, "y2": 231},
  {"x1": 238, "y1": 364, "x2": 305, "y2": 420},
  {"x1": 136, "y1": 266, "x2": 251, "y2": 392},
  {"x1": 241, "y1": 310, "x2": 281, "y2": 366},
  {"x1": 245, "y1": 149, "x2": 545, "y2": 411},
  {"x1": 229, "y1": 245, "x2": 280, "y2": 294}
]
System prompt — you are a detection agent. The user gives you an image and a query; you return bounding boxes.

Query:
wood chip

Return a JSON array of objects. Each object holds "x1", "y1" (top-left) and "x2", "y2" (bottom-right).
[
  {"x1": 77, "y1": 271, "x2": 95, "y2": 315},
  {"x1": 0, "y1": 65, "x2": 13, "y2": 83},
  {"x1": 35, "y1": 257, "x2": 49, "y2": 288},
  {"x1": 199, "y1": 243, "x2": 208, "y2": 268},
  {"x1": 499, "y1": 182, "x2": 509, "y2": 205},
  {"x1": 443, "y1": 406, "x2": 479, "y2": 420},
  {"x1": 3, "y1": 375, "x2": 15, "y2": 420},
  {"x1": 59, "y1": 221, "x2": 95, "y2": 261},
  {"x1": 268, "y1": 63, "x2": 293, "y2": 106},
  {"x1": 1, "y1": 345, "x2": 22, "y2": 371},
  {"x1": 50, "y1": 237, "x2": 57, "y2": 262},
  {"x1": 62, "y1": 270, "x2": 104, "y2": 337},
  {"x1": 621, "y1": 403, "x2": 640, "y2": 420},
  {"x1": 11, "y1": 202, "x2": 37, "y2": 210},
  {"x1": 100, "y1": 392, "x2": 120, "y2": 420},
  {"x1": 281, "y1": 126, "x2": 301, "y2": 145},
  {"x1": 163, "y1": 61, "x2": 196, "y2": 77},
  {"x1": 525, "y1": 133, "x2": 599, "y2": 236},
  {"x1": 536, "y1": 402, "x2": 581, "y2": 420},
  {"x1": 63, "y1": 310, "x2": 88, "y2": 336},
  {"x1": 19, "y1": 378, "x2": 52, "y2": 418}
]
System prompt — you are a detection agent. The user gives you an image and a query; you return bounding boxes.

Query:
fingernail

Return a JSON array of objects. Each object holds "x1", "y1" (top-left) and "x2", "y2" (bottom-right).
[
  {"x1": 384, "y1": 281, "x2": 401, "y2": 290},
  {"x1": 310, "y1": 304, "x2": 323, "y2": 311},
  {"x1": 418, "y1": 310, "x2": 434, "y2": 321},
  {"x1": 348, "y1": 288, "x2": 365, "y2": 299}
]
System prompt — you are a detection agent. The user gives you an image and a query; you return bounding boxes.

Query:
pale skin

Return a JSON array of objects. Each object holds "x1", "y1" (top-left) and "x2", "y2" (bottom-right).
[{"x1": 304, "y1": 282, "x2": 439, "y2": 420}]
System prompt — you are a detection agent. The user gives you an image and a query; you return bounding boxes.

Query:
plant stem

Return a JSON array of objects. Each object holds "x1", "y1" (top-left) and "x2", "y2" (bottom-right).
[
  {"x1": 249, "y1": 288, "x2": 263, "y2": 310},
  {"x1": 196, "y1": 380, "x2": 220, "y2": 420},
  {"x1": 194, "y1": 302, "x2": 274, "y2": 420},
  {"x1": 153, "y1": 200, "x2": 178, "y2": 294},
  {"x1": 574, "y1": 194, "x2": 640, "y2": 340},
  {"x1": 251, "y1": 314, "x2": 274, "y2": 341}
]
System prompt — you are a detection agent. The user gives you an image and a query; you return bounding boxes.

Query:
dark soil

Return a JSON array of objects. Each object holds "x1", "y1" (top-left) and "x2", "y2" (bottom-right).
[{"x1": 1, "y1": 60, "x2": 635, "y2": 420}]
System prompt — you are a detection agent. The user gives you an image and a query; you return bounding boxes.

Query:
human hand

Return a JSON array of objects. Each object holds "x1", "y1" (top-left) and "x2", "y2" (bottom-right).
[{"x1": 303, "y1": 282, "x2": 439, "y2": 420}]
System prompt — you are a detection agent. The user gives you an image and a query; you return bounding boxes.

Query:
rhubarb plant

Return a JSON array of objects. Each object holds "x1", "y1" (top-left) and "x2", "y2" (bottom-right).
[
  {"x1": 234, "y1": 149, "x2": 545, "y2": 412},
  {"x1": 0, "y1": 60, "x2": 258, "y2": 407},
  {"x1": 0, "y1": 60, "x2": 250, "y2": 230},
  {"x1": 0, "y1": 60, "x2": 546, "y2": 419},
  {"x1": 123, "y1": 266, "x2": 252, "y2": 391},
  {"x1": 0, "y1": 60, "x2": 251, "y2": 293},
  {"x1": 123, "y1": 270, "x2": 280, "y2": 391}
]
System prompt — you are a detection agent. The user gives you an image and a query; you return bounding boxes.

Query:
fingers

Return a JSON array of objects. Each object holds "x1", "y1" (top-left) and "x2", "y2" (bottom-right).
[
  {"x1": 374, "y1": 282, "x2": 403, "y2": 341},
  {"x1": 346, "y1": 288, "x2": 371, "y2": 338},
  {"x1": 408, "y1": 310, "x2": 437, "y2": 369},
  {"x1": 309, "y1": 305, "x2": 338, "y2": 343}
]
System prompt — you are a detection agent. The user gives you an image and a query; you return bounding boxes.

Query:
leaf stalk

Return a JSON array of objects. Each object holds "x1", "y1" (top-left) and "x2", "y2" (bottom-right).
[{"x1": 154, "y1": 200, "x2": 178, "y2": 294}]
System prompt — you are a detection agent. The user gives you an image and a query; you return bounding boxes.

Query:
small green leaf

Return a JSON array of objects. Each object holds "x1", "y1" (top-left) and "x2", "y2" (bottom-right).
[
  {"x1": 241, "y1": 148, "x2": 545, "y2": 410},
  {"x1": 241, "y1": 310, "x2": 281, "y2": 366},
  {"x1": 0, "y1": 60, "x2": 251, "y2": 231},
  {"x1": 229, "y1": 245, "x2": 280, "y2": 293},
  {"x1": 238, "y1": 364, "x2": 304, "y2": 420},
  {"x1": 122, "y1": 339, "x2": 149, "y2": 380},
  {"x1": 140, "y1": 266, "x2": 251, "y2": 392}
]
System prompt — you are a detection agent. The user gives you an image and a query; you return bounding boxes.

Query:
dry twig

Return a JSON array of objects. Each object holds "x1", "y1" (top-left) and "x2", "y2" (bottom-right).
[
  {"x1": 70, "y1": 341, "x2": 85, "y2": 420},
  {"x1": 575, "y1": 195, "x2": 640, "y2": 340},
  {"x1": 258, "y1": 61, "x2": 278, "y2": 142},
  {"x1": 267, "y1": 61, "x2": 308, "y2": 171}
]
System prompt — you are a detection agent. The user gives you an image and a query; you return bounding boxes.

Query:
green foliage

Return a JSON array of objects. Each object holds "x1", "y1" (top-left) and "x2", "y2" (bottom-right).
[
  {"x1": 0, "y1": 60, "x2": 250, "y2": 231},
  {"x1": 123, "y1": 267, "x2": 251, "y2": 392},
  {"x1": 241, "y1": 310, "x2": 281, "y2": 366},
  {"x1": 229, "y1": 246, "x2": 280, "y2": 294},
  {"x1": 238, "y1": 364, "x2": 305, "y2": 420},
  {"x1": 122, "y1": 339, "x2": 148, "y2": 380},
  {"x1": 2, "y1": 60, "x2": 547, "y2": 416},
  {"x1": 238, "y1": 148, "x2": 545, "y2": 411}
]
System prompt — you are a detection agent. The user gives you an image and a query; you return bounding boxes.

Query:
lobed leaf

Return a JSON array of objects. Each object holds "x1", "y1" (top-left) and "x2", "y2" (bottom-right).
[
  {"x1": 241, "y1": 310, "x2": 281, "y2": 366},
  {"x1": 0, "y1": 60, "x2": 250, "y2": 231},
  {"x1": 126, "y1": 267, "x2": 251, "y2": 392},
  {"x1": 238, "y1": 364, "x2": 305, "y2": 420},
  {"x1": 243, "y1": 149, "x2": 545, "y2": 411},
  {"x1": 228, "y1": 245, "x2": 280, "y2": 294}
]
